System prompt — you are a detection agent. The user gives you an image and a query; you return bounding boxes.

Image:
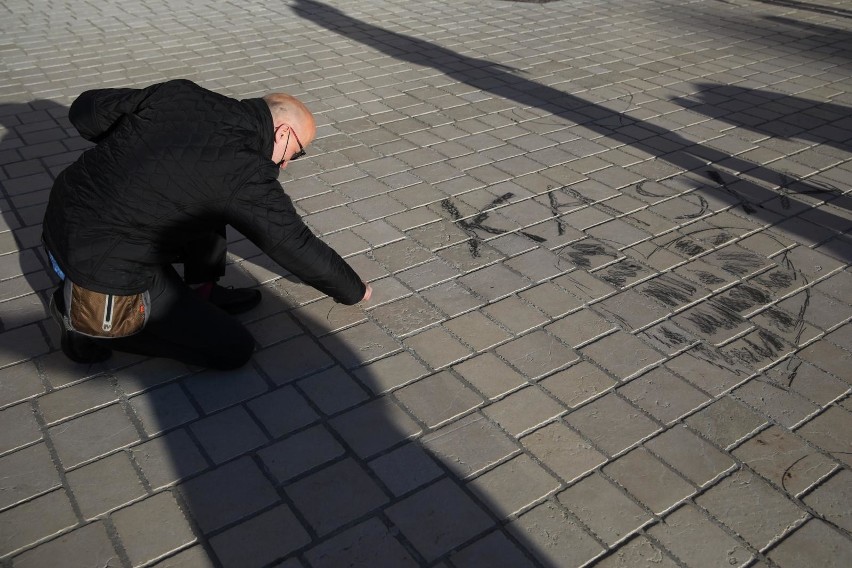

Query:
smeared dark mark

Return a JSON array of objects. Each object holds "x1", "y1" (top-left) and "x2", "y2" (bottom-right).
[
  {"x1": 678, "y1": 194, "x2": 710, "y2": 219},
  {"x1": 685, "y1": 302, "x2": 745, "y2": 336},
  {"x1": 695, "y1": 270, "x2": 726, "y2": 286},
  {"x1": 706, "y1": 169, "x2": 757, "y2": 214},
  {"x1": 641, "y1": 276, "x2": 697, "y2": 308},
  {"x1": 711, "y1": 251, "x2": 764, "y2": 277},
  {"x1": 716, "y1": 285, "x2": 771, "y2": 314},
  {"x1": 727, "y1": 329, "x2": 785, "y2": 366},
  {"x1": 560, "y1": 241, "x2": 617, "y2": 269},
  {"x1": 600, "y1": 260, "x2": 645, "y2": 288},
  {"x1": 753, "y1": 268, "x2": 798, "y2": 292},
  {"x1": 673, "y1": 237, "x2": 706, "y2": 257}
]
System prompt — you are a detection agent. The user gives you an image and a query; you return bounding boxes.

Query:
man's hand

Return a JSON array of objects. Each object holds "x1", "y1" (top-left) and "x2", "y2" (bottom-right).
[{"x1": 362, "y1": 282, "x2": 373, "y2": 303}]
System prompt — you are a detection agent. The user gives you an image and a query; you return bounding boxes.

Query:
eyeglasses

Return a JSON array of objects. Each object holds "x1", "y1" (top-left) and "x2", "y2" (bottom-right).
[{"x1": 276, "y1": 124, "x2": 306, "y2": 167}]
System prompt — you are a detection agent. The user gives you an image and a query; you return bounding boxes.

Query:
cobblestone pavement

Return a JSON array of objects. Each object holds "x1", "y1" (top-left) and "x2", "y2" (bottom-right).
[{"x1": 1, "y1": 0, "x2": 851, "y2": 566}]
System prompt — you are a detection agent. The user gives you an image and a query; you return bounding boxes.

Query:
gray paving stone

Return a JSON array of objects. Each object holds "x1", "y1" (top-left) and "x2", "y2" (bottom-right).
[
  {"x1": 482, "y1": 295, "x2": 549, "y2": 335},
  {"x1": 178, "y1": 457, "x2": 278, "y2": 534},
  {"x1": 368, "y1": 442, "x2": 443, "y2": 497},
  {"x1": 0, "y1": 361, "x2": 43, "y2": 408},
  {"x1": 495, "y1": 330, "x2": 579, "y2": 380},
  {"x1": 449, "y1": 530, "x2": 536, "y2": 568},
  {"x1": 246, "y1": 385, "x2": 318, "y2": 438},
  {"x1": 66, "y1": 450, "x2": 146, "y2": 520},
  {"x1": 803, "y1": 469, "x2": 852, "y2": 534},
  {"x1": 539, "y1": 361, "x2": 617, "y2": 409},
  {"x1": 0, "y1": 442, "x2": 59, "y2": 510},
  {"x1": 111, "y1": 491, "x2": 196, "y2": 567},
  {"x1": 403, "y1": 326, "x2": 474, "y2": 369},
  {"x1": 508, "y1": 501, "x2": 604, "y2": 568},
  {"x1": 210, "y1": 505, "x2": 310, "y2": 568},
  {"x1": 330, "y1": 397, "x2": 421, "y2": 459},
  {"x1": 483, "y1": 386, "x2": 566, "y2": 437},
  {"x1": 130, "y1": 383, "x2": 199, "y2": 437},
  {"x1": 648, "y1": 504, "x2": 753, "y2": 568},
  {"x1": 304, "y1": 517, "x2": 417, "y2": 568},
  {"x1": 38, "y1": 377, "x2": 118, "y2": 424},
  {"x1": 48, "y1": 404, "x2": 140, "y2": 469},
  {"x1": 558, "y1": 472, "x2": 652, "y2": 546},
  {"x1": 422, "y1": 413, "x2": 518, "y2": 480},
  {"x1": 796, "y1": 406, "x2": 852, "y2": 468},
  {"x1": 131, "y1": 429, "x2": 208, "y2": 490},
  {"x1": 0, "y1": 489, "x2": 77, "y2": 557},
  {"x1": 467, "y1": 454, "x2": 559, "y2": 518},
  {"x1": 604, "y1": 447, "x2": 695, "y2": 514},
  {"x1": 697, "y1": 468, "x2": 807, "y2": 550},
  {"x1": 189, "y1": 406, "x2": 268, "y2": 465},
  {"x1": 385, "y1": 478, "x2": 493, "y2": 562},
  {"x1": 768, "y1": 518, "x2": 852, "y2": 568},
  {"x1": 594, "y1": 536, "x2": 679, "y2": 568},
  {"x1": 619, "y1": 366, "x2": 710, "y2": 424},
  {"x1": 150, "y1": 545, "x2": 216, "y2": 568},
  {"x1": 10, "y1": 522, "x2": 118, "y2": 568},
  {"x1": 581, "y1": 331, "x2": 665, "y2": 381},
  {"x1": 354, "y1": 351, "x2": 430, "y2": 395}
]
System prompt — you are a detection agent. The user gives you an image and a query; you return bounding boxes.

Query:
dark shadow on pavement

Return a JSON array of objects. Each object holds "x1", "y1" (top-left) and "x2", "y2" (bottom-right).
[{"x1": 715, "y1": 0, "x2": 852, "y2": 19}]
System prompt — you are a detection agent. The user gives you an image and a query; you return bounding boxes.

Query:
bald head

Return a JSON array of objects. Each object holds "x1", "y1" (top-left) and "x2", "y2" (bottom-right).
[
  {"x1": 264, "y1": 93, "x2": 316, "y2": 168},
  {"x1": 264, "y1": 93, "x2": 316, "y2": 143}
]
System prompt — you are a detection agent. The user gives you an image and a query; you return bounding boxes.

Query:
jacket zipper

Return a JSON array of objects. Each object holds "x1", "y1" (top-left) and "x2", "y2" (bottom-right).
[{"x1": 103, "y1": 295, "x2": 114, "y2": 332}]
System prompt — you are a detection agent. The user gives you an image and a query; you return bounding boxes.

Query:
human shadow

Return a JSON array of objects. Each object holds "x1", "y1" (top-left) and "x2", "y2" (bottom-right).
[
  {"x1": 291, "y1": 0, "x2": 851, "y2": 264},
  {"x1": 714, "y1": 0, "x2": 852, "y2": 19},
  {"x1": 671, "y1": 83, "x2": 852, "y2": 154},
  {"x1": 0, "y1": 100, "x2": 547, "y2": 567},
  {"x1": 0, "y1": 101, "x2": 73, "y2": 364}
]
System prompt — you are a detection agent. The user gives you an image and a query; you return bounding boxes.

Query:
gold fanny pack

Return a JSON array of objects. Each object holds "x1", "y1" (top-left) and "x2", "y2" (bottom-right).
[{"x1": 61, "y1": 280, "x2": 151, "y2": 338}]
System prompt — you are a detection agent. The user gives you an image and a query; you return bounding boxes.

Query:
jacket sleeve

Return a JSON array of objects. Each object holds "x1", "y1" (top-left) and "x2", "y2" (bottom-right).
[
  {"x1": 228, "y1": 177, "x2": 367, "y2": 305},
  {"x1": 68, "y1": 82, "x2": 166, "y2": 142}
]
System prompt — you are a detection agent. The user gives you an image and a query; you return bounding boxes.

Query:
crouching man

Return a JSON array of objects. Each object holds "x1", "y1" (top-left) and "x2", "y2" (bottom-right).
[{"x1": 43, "y1": 79, "x2": 371, "y2": 369}]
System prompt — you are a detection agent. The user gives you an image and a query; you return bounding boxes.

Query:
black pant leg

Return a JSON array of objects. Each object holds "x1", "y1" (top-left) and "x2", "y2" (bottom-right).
[
  {"x1": 103, "y1": 264, "x2": 254, "y2": 369},
  {"x1": 182, "y1": 226, "x2": 227, "y2": 285}
]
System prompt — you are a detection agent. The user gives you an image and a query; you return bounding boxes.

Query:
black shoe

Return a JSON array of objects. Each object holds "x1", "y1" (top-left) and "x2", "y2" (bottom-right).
[
  {"x1": 208, "y1": 284, "x2": 262, "y2": 315},
  {"x1": 49, "y1": 288, "x2": 112, "y2": 364}
]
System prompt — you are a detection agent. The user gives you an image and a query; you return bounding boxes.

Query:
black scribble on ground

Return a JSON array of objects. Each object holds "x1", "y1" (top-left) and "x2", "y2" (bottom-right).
[
  {"x1": 683, "y1": 300, "x2": 747, "y2": 336},
  {"x1": 441, "y1": 194, "x2": 547, "y2": 258},
  {"x1": 727, "y1": 329, "x2": 787, "y2": 366},
  {"x1": 556, "y1": 241, "x2": 618, "y2": 269},
  {"x1": 678, "y1": 194, "x2": 710, "y2": 219},
  {"x1": 599, "y1": 259, "x2": 647, "y2": 288},
  {"x1": 715, "y1": 284, "x2": 771, "y2": 314},
  {"x1": 635, "y1": 180, "x2": 674, "y2": 199},
  {"x1": 641, "y1": 276, "x2": 698, "y2": 308}
]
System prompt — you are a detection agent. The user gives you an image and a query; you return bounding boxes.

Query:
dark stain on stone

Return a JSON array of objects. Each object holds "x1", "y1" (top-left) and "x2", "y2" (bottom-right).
[
  {"x1": 441, "y1": 193, "x2": 515, "y2": 257},
  {"x1": 641, "y1": 276, "x2": 697, "y2": 308},
  {"x1": 727, "y1": 329, "x2": 785, "y2": 366},
  {"x1": 562, "y1": 241, "x2": 617, "y2": 269},
  {"x1": 600, "y1": 260, "x2": 645, "y2": 288},
  {"x1": 684, "y1": 301, "x2": 745, "y2": 335},
  {"x1": 673, "y1": 237, "x2": 706, "y2": 257},
  {"x1": 715, "y1": 285, "x2": 771, "y2": 314}
]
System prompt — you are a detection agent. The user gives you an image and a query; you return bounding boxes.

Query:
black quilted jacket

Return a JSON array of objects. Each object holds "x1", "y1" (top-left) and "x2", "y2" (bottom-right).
[{"x1": 43, "y1": 79, "x2": 365, "y2": 304}]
